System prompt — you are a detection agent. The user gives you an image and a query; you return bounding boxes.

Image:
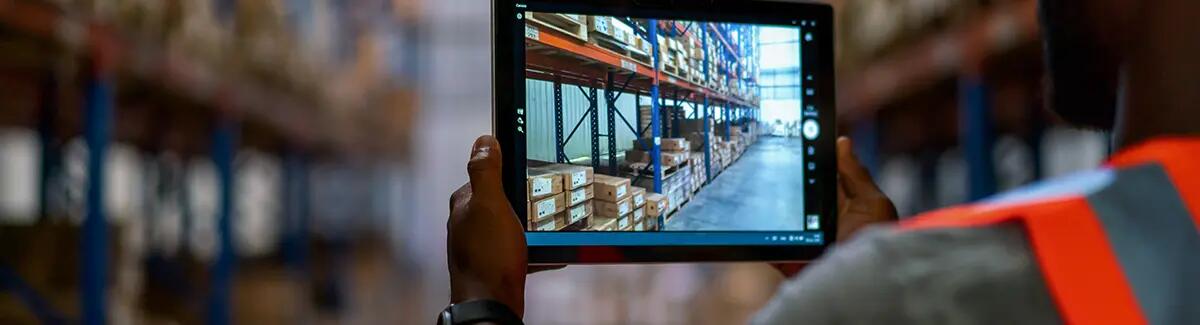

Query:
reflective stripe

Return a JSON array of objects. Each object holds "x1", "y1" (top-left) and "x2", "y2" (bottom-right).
[
  {"x1": 901, "y1": 197, "x2": 1148, "y2": 324},
  {"x1": 1017, "y1": 199, "x2": 1147, "y2": 325},
  {"x1": 1106, "y1": 138, "x2": 1200, "y2": 232},
  {"x1": 985, "y1": 168, "x2": 1114, "y2": 205},
  {"x1": 1085, "y1": 163, "x2": 1200, "y2": 325}
]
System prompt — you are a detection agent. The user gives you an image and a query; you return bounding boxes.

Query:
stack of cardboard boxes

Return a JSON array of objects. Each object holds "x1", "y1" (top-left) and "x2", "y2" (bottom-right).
[
  {"x1": 626, "y1": 138, "x2": 690, "y2": 169},
  {"x1": 629, "y1": 187, "x2": 647, "y2": 231},
  {"x1": 591, "y1": 174, "x2": 633, "y2": 231},
  {"x1": 587, "y1": 16, "x2": 634, "y2": 53},
  {"x1": 527, "y1": 164, "x2": 595, "y2": 231},
  {"x1": 644, "y1": 192, "x2": 669, "y2": 230}
]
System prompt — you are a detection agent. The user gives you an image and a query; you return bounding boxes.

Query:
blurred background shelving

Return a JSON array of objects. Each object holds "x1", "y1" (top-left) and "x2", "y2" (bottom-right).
[{"x1": 0, "y1": 0, "x2": 1114, "y2": 324}]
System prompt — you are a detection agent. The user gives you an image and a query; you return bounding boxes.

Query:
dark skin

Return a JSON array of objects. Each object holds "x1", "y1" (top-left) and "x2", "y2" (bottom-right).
[
  {"x1": 449, "y1": 0, "x2": 1200, "y2": 319},
  {"x1": 1040, "y1": 0, "x2": 1200, "y2": 148},
  {"x1": 447, "y1": 135, "x2": 897, "y2": 315}
]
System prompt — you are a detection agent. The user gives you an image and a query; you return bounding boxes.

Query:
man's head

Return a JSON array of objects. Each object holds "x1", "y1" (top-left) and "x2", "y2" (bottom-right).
[{"x1": 1038, "y1": 0, "x2": 1136, "y2": 130}]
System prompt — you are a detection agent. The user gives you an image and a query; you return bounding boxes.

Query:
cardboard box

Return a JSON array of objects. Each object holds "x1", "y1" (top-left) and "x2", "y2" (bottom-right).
[
  {"x1": 593, "y1": 174, "x2": 631, "y2": 202},
  {"x1": 566, "y1": 201, "x2": 594, "y2": 226},
  {"x1": 533, "y1": 212, "x2": 569, "y2": 232},
  {"x1": 527, "y1": 168, "x2": 564, "y2": 200},
  {"x1": 542, "y1": 164, "x2": 594, "y2": 190},
  {"x1": 567, "y1": 184, "x2": 594, "y2": 206},
  {"x1": 617, "y1": 214, "x2": 633, "y2": 230},
  {"x1": 528, "y1": 192, "x2": 567, "y2": 221},
  {"x1": 646, "y1": 193, "x2": 669, "y2": 217},
  {"x1": 630, "y1": 187, "x2": 646, "y2": 208},
  {"x1": 595, "y1": 196, "x2": 633, "y2": 217},
  {"x1": 632, "y1": 207, "x2": 645, "y2": 223},
  {"x1": 588, "y1": 16, "x2": 631, "y2": 44},
  {"x1": 591, "y1": 216, "x2": 619, "y2": 231},
  {"x1": 625, "y1": 149, "x2": 687, "y2": 167},
  {"x1": 663, "y1": 152, "x2": 688, "y2": 166},
  {"x1": 643, "y1": 217, "x2": 658, "y2": 231}
]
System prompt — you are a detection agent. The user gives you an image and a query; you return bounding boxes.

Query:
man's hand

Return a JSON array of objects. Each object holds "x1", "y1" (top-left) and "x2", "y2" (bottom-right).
[
  {"x1": 447, "y1": 136, "x2": 528, "y2": 316},
  {"x1": 774, "y1": 137, "x2": 899, "y2": 277},
  {"x1": 834, "y1": 136, "x2": 899, "y2": 241}
]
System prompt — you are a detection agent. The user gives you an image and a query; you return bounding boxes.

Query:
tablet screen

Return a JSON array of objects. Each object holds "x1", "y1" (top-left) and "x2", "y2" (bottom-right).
[{"x1": 510, "y1": 5, "x2": 832, "y2": 248}]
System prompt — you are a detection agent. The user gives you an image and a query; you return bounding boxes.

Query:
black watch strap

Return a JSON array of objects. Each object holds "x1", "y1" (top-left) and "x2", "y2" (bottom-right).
[{"x1": 439, "y1": 299, "x2": 523, "y2": 325}]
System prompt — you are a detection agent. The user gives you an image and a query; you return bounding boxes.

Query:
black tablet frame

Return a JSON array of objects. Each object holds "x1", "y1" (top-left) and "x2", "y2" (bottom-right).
[{"x1": 494, "y1": 0, "x2": 837, "y2": 264}]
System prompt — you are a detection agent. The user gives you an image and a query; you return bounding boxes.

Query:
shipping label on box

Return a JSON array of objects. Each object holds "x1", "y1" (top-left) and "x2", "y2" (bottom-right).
[
  {"x1": 634, "y1": 221, "x2": 644, "y2": 231},
  {"x1": 569, "y1": 185, "x2": 594, "y2": 206},
  {"x1": 618, "y1": 215, "x2": 631, "y2": 230},
  {"x1": 541, "y1": 164, "x2": 594, "y2": 190},
  {"x1": 594, "y1": 174, "x2": 631, "y2": 202},
  {"x1": 529, "y1": 192, "x2": 567, "y2": 221},
  {"x1": 568, "y1": 201, "x2": 593, "y2": 224},
  {"x1": 527, "y1": 168, "x2": 564, "y2": 199},
  {"x1": 631, "y1": 187, "x2": 646, "y2": 207},
  {"x1": 646, "y1": 192, "x2": 669, "y2": 217},
  {"x1": 589, "y1": 16, "x2": 611, "y2": 35},
  {"x1": 633, "y1": 208, "x2": 645, "y2": 222}
]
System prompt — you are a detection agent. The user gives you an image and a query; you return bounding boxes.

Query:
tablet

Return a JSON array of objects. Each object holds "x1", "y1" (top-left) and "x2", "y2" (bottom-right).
[{"x1": 494, "y1": 0, "x2": 836, "y2": 263}]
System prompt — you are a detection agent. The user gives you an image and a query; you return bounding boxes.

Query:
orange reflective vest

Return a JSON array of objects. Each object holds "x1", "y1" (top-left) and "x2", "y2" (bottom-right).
[{"x1": 900, "y1": 138, "x2": 1200, "y2": 325}]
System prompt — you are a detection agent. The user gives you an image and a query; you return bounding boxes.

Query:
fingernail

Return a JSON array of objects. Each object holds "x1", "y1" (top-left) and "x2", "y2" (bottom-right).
[{"x1": 472, "y1": 136, "x2": 496, "y2": 160}]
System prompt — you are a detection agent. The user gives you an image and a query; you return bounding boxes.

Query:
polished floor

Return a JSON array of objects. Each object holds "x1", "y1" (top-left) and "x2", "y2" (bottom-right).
[{"x1": 665, "y1": 136, "x2": 809, "y2": 231}]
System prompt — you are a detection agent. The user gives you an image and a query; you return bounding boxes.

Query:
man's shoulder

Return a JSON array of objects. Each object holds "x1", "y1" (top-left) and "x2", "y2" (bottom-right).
[{"x1": 755, "y1": 224, "x2": 1061, "y2": 324}]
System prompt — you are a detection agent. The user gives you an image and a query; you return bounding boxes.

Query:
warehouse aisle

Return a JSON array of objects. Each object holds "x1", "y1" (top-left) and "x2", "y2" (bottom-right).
[{"x1": 666, "y1": 136, "x2": 808, "y2": 231}]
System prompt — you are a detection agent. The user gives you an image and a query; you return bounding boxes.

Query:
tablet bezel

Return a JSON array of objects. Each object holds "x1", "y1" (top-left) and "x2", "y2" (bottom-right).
[{"x1": 494, "y1": 0, "x2": 838, "y2": 264}]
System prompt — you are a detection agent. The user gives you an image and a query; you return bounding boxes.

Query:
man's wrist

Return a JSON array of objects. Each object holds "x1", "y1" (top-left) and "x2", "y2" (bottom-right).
[{"x1": 450, "y1": 275, "x2": 524, "y2": 317}]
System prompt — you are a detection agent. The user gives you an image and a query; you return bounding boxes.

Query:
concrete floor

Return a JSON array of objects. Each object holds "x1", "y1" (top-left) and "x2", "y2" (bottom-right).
[{"x1": 665, "y1": 136, "x2": 808, "y2": 231}]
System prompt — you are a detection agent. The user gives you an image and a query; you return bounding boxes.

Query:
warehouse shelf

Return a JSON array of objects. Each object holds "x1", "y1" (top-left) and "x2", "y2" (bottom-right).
[
  {"x1": 525, "y1": 17, "x2": 758, "y2": 203},
  {"x1": 524, "y1": 15, "x2": 762, "y2": 232},
  {"x1": 0, "y1": 0, "x2": 411, "y2": 155},
  {"x1": 0, "y1": 0, "x2": 418, "y2": 323},
  {"x1": 837, "y1": 0, "x2": 1039, "y2": 123},
  {"x1": 525, "y1": 21, "x2": 757, "y2": 107}
]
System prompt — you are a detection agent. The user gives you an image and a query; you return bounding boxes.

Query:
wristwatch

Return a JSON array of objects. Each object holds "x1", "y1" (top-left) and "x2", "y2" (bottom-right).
[{"x1": 437, "y1": 299, "x2": 524, "y2": 325}]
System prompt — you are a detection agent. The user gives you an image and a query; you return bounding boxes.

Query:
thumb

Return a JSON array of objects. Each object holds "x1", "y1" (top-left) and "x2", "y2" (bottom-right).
[
  {"x1": 467, "y1": 135, "x2": 505, "y2": 198},
  {"x1": 836, "y1": 137, "x2": 877, "y2": 197}
]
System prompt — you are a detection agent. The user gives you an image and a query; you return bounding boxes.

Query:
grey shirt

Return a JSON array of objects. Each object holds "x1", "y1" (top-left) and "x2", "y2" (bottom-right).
[{"x1": 753, "y1": 224, "x2": 1062, "y2": 324}]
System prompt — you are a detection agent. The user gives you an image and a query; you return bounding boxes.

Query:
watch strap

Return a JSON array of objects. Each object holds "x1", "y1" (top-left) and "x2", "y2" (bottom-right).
[{"x1": 445, "y1": 299, "x2": 523, "y2": 325}]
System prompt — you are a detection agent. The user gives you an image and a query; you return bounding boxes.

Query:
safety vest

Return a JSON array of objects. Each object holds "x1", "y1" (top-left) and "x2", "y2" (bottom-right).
[{"x1": 900, "y1": 138, "x2": 1200, "y2": 325}]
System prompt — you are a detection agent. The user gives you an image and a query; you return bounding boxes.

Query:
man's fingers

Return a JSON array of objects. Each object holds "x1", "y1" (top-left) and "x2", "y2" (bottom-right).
[
  {"x1": 450, "y1": 183, "x2": 471, "y2": 212},
  {"x1": 836, "y1": 137, "x2": 878, "y2": 197},
  {"x1": 467, "y1": 135, "x2": 506, "y2": 199}
]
